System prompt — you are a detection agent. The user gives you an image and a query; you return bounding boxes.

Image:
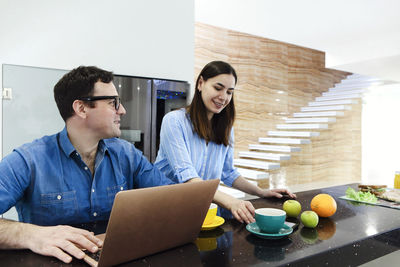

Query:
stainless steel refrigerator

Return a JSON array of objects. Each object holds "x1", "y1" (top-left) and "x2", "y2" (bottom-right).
[{"x1": 114, "y1": 75, "x2": 189, "y2": 162}]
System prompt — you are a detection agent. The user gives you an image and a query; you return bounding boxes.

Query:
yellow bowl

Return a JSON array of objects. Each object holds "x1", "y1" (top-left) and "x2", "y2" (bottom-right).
[{"x1": 203, "y1": 203, "x2": 218, "y2": 225}]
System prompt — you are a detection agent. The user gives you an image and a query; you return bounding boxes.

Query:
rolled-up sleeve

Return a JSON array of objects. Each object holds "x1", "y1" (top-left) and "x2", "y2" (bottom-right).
[
  {"x1": 0, "y1": 151, "x2": 31, "y2": 214},
  {"x1": 159, "y1": 112, "x2": 199, "y2": 183}
]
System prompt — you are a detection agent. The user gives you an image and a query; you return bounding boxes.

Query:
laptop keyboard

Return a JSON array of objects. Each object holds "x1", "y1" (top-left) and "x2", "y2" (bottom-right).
[{"x1": 85, "y1": 249, "x2": 101, "y2": 261}]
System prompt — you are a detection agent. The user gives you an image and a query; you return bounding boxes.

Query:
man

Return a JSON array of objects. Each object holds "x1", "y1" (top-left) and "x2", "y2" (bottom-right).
[{"x1": 0, "y1": 66, "x2": 174, "y2": 263}]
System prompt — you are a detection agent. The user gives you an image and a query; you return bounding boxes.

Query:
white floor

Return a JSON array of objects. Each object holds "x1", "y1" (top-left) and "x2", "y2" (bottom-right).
[{"x1": 359, "y1": 250, "x2": 400, "y2": 267}]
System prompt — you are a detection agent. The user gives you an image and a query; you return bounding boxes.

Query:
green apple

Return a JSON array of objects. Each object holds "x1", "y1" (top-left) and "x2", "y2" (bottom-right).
[
  {"x1": 283, "y1": 200, "x2": 302, "y2": 217},
  {"x1": 301, "y1": 210, "x2": 319, "y2": 228}
]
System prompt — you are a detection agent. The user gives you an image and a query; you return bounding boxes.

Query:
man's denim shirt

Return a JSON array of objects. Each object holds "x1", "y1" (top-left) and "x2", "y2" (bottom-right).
[{"x1": 0, "y1": 127, "x2": 173, "y2": 226}]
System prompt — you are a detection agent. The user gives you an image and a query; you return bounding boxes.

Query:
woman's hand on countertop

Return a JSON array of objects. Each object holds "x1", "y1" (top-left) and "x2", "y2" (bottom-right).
[{"x1": 258, "y1": 188, "x2": 297, "y2": 199}]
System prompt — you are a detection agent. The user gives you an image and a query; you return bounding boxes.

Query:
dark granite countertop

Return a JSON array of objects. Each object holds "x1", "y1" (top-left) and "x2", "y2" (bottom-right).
[{"x1": 1, "y1": 183, "x2": 399, "y2": 266}]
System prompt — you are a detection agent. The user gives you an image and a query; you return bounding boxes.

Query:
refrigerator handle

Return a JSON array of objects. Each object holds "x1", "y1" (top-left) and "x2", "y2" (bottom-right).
[{"x1": 150, "y1": 80, "x2": 157, "y2": 163}]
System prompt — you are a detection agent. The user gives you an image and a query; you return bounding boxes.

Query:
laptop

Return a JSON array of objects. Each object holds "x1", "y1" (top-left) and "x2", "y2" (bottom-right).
[{"x1": 83, "y1": 179, "x2": 219, "y2": 267}]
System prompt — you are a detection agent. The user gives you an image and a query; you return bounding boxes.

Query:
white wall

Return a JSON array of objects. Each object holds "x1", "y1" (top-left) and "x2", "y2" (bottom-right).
[
  {"x1": 195, "y1": 0, "x2": 400, "y2": 82},
  {"x1": 0, "y1": 0, "x2": 194, "y2": 151},
  {"x1": 362, "y1": 83, "x2": 400, "y2": 186}
]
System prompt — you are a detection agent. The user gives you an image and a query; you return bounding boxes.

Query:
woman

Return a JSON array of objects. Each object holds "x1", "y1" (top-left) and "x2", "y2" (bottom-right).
[{"x1": 155, "y1": 61, "x2": 296, "y2": 224}]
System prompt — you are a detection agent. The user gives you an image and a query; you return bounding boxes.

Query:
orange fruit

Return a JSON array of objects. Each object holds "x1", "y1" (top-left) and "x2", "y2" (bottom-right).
[{"x1": 310, "y1": 194, "x2": 337, "y2": 217}]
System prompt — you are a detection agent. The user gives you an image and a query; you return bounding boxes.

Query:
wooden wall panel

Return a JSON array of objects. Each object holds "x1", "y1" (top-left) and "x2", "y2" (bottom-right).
[{"x1": 195, "y1": 23, "x2": 359, "y2": 188}]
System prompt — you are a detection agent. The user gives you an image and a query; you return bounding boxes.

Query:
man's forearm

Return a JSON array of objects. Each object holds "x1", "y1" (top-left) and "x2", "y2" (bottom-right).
[
  {"x1": 1, "y1": 218, "x2": 104, "y2": 263},
  {"x1": 0, "y1": 218, "x2": 34, "y2": 249}
]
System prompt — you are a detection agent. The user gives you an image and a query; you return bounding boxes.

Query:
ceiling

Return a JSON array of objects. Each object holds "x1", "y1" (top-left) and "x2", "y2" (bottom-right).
[{"x1": 195, "y1": 0, "x2": 400, "y2": 82}]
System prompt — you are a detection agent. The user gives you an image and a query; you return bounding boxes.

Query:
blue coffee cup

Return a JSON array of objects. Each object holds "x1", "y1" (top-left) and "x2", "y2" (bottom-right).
[{"x1": 255, "y1": 208, "x2": 286, "y2": 233}]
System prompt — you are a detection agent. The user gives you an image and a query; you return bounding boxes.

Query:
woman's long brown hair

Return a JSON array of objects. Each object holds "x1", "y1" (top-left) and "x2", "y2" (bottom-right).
[{"x1": 187, "y1": 61, "x2": 237, "y2": 146}]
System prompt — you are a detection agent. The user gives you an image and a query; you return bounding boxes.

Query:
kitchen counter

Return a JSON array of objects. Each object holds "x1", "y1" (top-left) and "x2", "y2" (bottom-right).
[{"x1": 1, "y1": 183, "x2": 399, "y2": 266}]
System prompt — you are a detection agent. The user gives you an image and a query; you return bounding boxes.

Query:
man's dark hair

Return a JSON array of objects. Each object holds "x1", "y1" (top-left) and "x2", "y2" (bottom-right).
[{"x1": 54, "y1": 66, "x2": 114, "y2": 121}]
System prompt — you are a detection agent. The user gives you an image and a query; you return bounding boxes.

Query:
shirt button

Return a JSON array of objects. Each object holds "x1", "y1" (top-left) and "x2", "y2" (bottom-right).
[
  {"x1": 76, "y1": 152, "x2": 79, "y2": 156},
  {"x1": 84, "y1": 167, "x2": 88, "y2": 170},
  {"x1": 93, "y1": 212, "x2": 97, "y2": 217},
  {"x1": 92, "y1": 189, "x2": 95, "y2": 193},
  {"x1": 57, "y1": 195, "x2": 62, "y2": 200},
  {"x1": 120, "y1": 187, "x2": 123, "y2": 191}
]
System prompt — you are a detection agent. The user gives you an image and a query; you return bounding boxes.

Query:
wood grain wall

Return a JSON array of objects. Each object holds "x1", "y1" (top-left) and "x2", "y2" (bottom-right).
[{"x1": 195, "y1": 23, "x2": 360, "y2": 188}]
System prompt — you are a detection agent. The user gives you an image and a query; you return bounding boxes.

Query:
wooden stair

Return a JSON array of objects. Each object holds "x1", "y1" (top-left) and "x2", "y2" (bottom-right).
[{"x1": 233, "y1": 73, "x2": 372, "y2": 189}]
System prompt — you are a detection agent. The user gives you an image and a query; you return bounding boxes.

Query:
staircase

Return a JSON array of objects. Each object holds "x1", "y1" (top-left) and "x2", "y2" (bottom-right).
[{"x1": 228, "y1": 74, "x2": 382, "y2": 191}]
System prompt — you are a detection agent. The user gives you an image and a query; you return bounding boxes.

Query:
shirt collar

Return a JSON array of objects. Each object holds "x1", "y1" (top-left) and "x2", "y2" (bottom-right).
[
  {"x1": 59, "y1": 127, "x2": 76, "y2": 157},
  {"x1": 97, "y1": 139, "x2": 108, "y2": 155},
  {"x1": 59, "y1": 127, "x2": 109, "y2": 157}
]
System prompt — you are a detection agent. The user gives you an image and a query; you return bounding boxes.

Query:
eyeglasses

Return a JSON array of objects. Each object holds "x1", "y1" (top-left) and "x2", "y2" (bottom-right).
[{"x1": 78, "y1": 95, "x2": 121, "y2": 111}]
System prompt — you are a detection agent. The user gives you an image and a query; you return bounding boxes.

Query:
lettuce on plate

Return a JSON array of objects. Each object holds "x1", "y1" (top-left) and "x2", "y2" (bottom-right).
[{"x1": 345, "y1": 187, "x2": 378, "y2": 204}]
